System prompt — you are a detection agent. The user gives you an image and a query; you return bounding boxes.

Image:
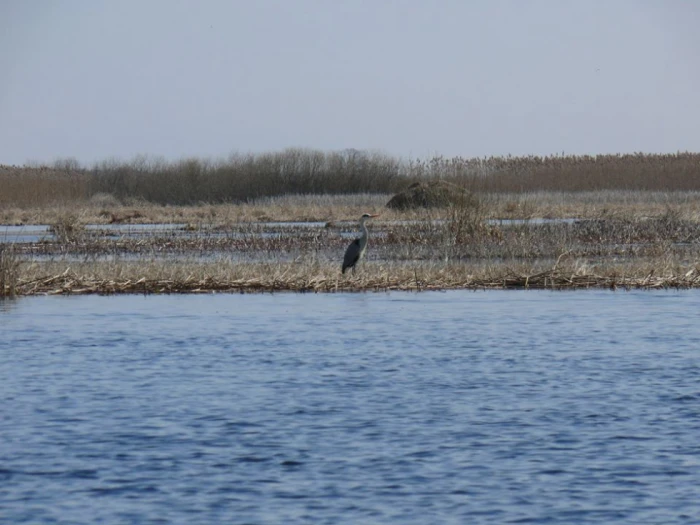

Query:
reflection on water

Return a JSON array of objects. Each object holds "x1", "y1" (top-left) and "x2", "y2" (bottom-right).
[
  {"x1": 0, "y1": 297, "x2": 17, "y2": 313},
  {"x1": 2, "y1": 290, "x2": 700, "y2": 524}
]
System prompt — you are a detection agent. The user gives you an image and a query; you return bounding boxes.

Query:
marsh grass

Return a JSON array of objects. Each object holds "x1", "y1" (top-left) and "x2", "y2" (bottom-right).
[
  {"x1": 48, "y1": 213, "x2": 86, "y2": 244},
  {"x1": 0, "y1": 193, "x2": 399, "y2": 226},
  {"x1": 9, "y1": 210, "x2": 700, "y2": 263},
  {"x1": 1, "y1": 244, "x2": 19, "y2": 297},
  {"x1": 7, "y1": 205, "x2": 700, "y2": 295},
  {"x1": 12, "y1": 256, "x2": 700, "y2": 295},
  {"x1": 4, "y1": 191, "x2": 700, "y2": 227},
  {"x1": 0, "y1": 164, "x2": 89, "y2": 208},
  {"x1": 443, "y1": 189, "x2": 494, "y2": 245}
]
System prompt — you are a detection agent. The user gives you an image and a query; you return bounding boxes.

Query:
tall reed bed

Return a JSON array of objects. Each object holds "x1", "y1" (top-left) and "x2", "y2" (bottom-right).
[
  {"x1": 2, "y1": 150, "x2": 700, "y2": 208},
  {"x1": 0, "y1": 164, "x2": 90, "y2": 208}
]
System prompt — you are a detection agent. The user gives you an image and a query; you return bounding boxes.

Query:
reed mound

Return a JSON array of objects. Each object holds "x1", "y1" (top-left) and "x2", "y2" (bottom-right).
[{"x1": 386, "y1": 181, "x2": 465, "y2": 210}]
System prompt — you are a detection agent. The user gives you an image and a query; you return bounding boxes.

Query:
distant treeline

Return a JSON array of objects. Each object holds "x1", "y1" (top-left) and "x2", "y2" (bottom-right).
[{"x1": 2, "y1": 149, "x2": 700, "y2": 207}]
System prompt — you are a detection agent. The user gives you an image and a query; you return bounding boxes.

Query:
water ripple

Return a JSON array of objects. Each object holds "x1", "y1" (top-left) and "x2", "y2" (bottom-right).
[{"x1": 1, "y1": 290, "x2": 700, "y2": 524}]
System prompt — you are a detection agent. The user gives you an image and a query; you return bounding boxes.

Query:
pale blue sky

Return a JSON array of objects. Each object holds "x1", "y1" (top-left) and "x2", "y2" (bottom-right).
[{"x1": 1, "y1": 1, "x2": 698, "y2": 165}]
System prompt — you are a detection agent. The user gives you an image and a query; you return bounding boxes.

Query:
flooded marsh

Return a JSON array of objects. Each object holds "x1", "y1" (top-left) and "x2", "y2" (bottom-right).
[
  {"x1": 2, "y1": 213, "x2": 699, "y2": 295},
  {"x1": 2, "y1": 187, "x2": 700, "y2": 296}
]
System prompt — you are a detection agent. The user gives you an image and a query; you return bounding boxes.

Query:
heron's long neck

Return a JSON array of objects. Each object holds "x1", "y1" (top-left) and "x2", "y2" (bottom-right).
[{"x1": 359, "y1": 219, "x2": 369, "y2": 248}]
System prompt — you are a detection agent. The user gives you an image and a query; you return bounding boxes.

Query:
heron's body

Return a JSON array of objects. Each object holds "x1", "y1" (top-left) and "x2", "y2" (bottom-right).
[{"x1": 342, "y1": 213, "x2": 377, "y2": 274}]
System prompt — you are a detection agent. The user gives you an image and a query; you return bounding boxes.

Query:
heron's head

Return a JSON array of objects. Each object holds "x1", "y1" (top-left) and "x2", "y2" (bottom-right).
[{"x1": 361, "y1": 213, "x2": 379, "y2": 220}]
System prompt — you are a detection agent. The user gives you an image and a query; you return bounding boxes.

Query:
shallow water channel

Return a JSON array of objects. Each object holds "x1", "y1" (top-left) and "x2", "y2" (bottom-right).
[
  {"x1": 1, "y1": 290, "x2": 699, "y2": 524},
  {"x1": 0, "y1": 218, "x2": 576, "y2": 243}
]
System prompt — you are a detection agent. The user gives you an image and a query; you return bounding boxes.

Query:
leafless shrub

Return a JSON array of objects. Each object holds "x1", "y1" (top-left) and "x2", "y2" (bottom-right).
[
  {"x1": 52, "y1": 157, "x2": 82, "y2": 172},
  {"x1": 89, "y1": 192, "x2": 121, "y2": 207},
  {"x1": 49, "y1": 214, "x2": 85, "y2": 243},
  {"x1": 85, "y1": 149, "x2": 403, "y2": 205}
]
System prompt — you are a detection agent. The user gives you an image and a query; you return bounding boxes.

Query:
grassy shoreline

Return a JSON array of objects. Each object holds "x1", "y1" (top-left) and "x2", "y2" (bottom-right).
[
  {"x1": 10, "y1": 269, "x2": 700, "y2": 296},
  {"x1": 6, "y1": 253, "x2": 700, "y2": 296}
]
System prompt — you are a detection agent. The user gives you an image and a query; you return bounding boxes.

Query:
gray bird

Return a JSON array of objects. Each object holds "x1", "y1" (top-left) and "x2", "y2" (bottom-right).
[{"x1": 342, "y1": 213, "x2": 379, "y2": 274}]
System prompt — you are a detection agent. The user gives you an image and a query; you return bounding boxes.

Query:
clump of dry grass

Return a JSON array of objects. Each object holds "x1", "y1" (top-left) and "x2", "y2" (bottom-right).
[
  {"x1": 444, "y1": 190, "x2": 492, "y2": 244},
  {"x1": 1, "y1": 244, "x2": 19, "y2": 297},
  {"x1": 49, "y1": 213, "x2": 86, "y2": 244}
]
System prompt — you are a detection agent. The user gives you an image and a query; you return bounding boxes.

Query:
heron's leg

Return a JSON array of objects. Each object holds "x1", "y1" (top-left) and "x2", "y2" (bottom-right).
[{"x1": 352, "y1": 265, "x2": 356, "y2": 275}]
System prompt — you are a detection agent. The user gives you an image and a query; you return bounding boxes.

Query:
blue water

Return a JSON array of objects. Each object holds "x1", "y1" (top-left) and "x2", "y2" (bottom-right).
[{"x1": 1, "y1": 291, "x2": 699, "y2": 524}]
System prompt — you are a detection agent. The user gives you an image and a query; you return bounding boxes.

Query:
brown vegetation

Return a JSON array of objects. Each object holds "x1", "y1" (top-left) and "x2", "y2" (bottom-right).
[
  {"x1": 0, "y1": 245, "x2": 19, "y2": 297},
  {"x1": 10, "y1": 257, "x2": 700, "y2": 295},
  {"x1": 2, "y1": 150, "x2": 700, "y2": 210},
  {"x1": 0, "y1": 163, "x2": 89, "y2": 209},
  {"x1": 3, "y1": 191, "x2": 700, "y2": 226},
  {"x1": 3, "y1": 149, "x2": 700, "y2": 296},
  {"x1": 386, "y1": 180, "x2": 466, "y2": 210},
  {"x1": 48, "y1": 213, "x2": 86, "y2": 244},
  {"x1": 4, "y1": 201, "x2": 700, "y2": 295}
]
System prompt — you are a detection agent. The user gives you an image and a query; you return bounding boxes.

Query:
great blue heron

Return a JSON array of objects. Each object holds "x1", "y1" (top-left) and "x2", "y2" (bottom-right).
[{"x1": 342, "y1": 213, "x2": 379, "y2": 274}]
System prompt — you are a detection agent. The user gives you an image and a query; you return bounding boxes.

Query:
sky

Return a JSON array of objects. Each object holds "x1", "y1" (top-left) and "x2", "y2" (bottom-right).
[{"x1": 1, "y1": 1, "x2": 698, "y2": 166}]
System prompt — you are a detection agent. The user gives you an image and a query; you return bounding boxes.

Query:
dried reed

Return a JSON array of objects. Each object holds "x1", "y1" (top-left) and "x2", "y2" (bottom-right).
[
  {"x1": 3, "y1": 150, "x2": 700, "y2": 210},
  {"x1": 4, "y1": 191, "x2": 700, "y2": 227},
  {"x1": 1, "y1": 244, "x2": 19, "y2": 297},
  {"x1": 11, "y1": 256, "x2": 700, "y2": 296}
]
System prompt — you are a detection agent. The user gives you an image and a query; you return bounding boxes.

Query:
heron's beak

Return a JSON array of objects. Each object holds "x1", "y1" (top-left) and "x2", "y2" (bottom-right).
[{"x1": 370, "y1": 214, "x2": 380, "y2": 218}]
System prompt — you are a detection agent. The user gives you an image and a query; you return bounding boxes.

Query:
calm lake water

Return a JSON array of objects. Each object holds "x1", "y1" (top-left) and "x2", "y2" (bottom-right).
[{"x1": 1, "y1": 291, "x2": 699, "y2": 524}]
